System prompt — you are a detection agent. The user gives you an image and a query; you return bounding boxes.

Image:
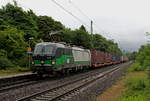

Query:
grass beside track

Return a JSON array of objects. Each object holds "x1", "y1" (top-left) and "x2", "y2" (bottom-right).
[
  {"x1": 96, "y1": 62, "x2": 150, "y2": 101},
  {"x1": 0, "y1": 66, "x2": 30, "y2": 76}
]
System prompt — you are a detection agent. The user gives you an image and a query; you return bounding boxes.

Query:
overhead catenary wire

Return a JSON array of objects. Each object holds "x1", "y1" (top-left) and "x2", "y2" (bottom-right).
[
  {"x1": 93, "y1": 22, "x2": 112, "y2": 38},
  {"x1": 68, "y1": 0, "x2": 91, "y2": 21},
  {"x1": 51, "y1": 0, "x2": 90, "y2": 29},
  {"x1": 51, "y1": 0, "x2": 112, "y2": 39},
  {"x1": 68, "y1": 0, "x2": 112, "y2": 38},
  {"x1": 18, "y1": 0, "x2": 113, "y2": 40}
]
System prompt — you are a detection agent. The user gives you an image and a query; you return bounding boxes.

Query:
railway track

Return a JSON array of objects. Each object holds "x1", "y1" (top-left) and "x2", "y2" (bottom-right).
[
  {"x1": 0, "y1": 73, "x2": 36, "y2": 86},
  {"x1": 0, "y1": 78, "x2": 38, "y2": 93},
  {"x1": 0, "y1": 64, "x2": 118, "y2": 94},
  {"x1": 0, "y1": 63, "x2": 130, "y2": 101},
  {"x1": 0, "y1": 73, "x2": 38, "y2": 93},
  {"x1": 16, "y1": 63, "x2": 127, "y2": 101},
  {"x1": 0, "y1": 74, "x2": 62, "y2": 94}
]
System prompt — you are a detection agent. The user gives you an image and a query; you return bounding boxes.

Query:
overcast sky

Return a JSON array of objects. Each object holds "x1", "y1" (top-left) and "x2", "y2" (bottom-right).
[{"x1": 1, "y1": 0, "x2": 150, "y2": 52}]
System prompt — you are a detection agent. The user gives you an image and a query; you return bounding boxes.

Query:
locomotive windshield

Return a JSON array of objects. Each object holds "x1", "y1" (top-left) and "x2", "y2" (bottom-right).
[{"x1": 34, "y1": 45, "x2": 55, "y2": 55}]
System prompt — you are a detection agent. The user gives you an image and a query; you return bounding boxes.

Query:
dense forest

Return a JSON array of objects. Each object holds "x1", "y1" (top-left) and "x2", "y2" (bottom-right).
[{"x1": 0, "y1": 2, "x2": 122, "y2": 69}]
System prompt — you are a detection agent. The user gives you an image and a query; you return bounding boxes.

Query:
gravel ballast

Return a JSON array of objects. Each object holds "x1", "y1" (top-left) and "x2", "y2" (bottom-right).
[
  {"x1": 0, "y1": 62, "x2": 131, "y2": 101},
  {"x1": 63, "y1": 62, "x2": 132, "y2": 101}
]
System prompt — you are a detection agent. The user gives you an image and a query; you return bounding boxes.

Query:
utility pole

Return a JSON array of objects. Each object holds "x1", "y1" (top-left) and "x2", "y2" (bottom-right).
[
  {"x1": 91, "y1": 20, "x2": 93, "y2": 35},
  {"x1": 91, "y1": 20, "x2": 93, "y2": 48}
]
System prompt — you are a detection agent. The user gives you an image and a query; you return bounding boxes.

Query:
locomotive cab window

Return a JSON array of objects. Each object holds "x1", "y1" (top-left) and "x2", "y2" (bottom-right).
[
  {"x1": 34, "y1": 44, "x2": 55, "y2": 55},
  {"x1": 44, "y1": 45, "x2": 54, "y2": 55},
  {"x1": 34, "y1": 45, "x2": 44, "y2": 55}
]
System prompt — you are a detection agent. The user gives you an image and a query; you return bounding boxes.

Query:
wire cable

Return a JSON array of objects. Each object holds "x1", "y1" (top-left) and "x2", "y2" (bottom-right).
[
  {"x1": 68, "y1": 0, "x2": 112, "y2": 38},
  {"x1": 68, "y1": 0, "x2": 91, "y2": 21},
  {"x1": 51, "y1": 0, "x2": 90, "y2": 29},
  {"x1": 51, "y1": 0, "x2": 112, "y2": 39}
]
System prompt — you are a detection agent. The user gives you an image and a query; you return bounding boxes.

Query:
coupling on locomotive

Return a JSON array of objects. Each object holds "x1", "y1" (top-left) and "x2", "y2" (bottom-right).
[{"x1": 31, "y1": 42, "x2": 128, "y2": 75}]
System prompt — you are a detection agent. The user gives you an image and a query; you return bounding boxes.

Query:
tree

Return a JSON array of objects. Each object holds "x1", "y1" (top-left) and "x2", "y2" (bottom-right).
[
  {"x1": 79, "y1": 25, "x2": 87, "y2": 32},
  {"x1": 0, "y1": 3, "x2": 38, "y2": 40},
  {"x1": 0, "y1": 27, "x2": 27, "y2": 66},
  {"x1": 62, "y1": 28, "x2": 74, "y2": 44},
  {"x1": 126, "y1": 51, "x2": 137, "y2": 60},
  {"x1": 36, "y1": 16, "x2": 64, "y2": 41},
  {"x1": 70, "y1": 26, "x2": 92, "y2": 49},
  {"x1": 136, "y1": 45, "x2": 150, "y2": 66},
  {"x1": 92, "y1": 34, "x2": 108, "y2": 51}
]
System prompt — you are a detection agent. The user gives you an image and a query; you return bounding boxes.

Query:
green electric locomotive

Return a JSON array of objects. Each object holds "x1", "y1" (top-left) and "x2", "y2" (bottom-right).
[{"x1": 31, "y1": 42, "x2": 91, "y2": 75}]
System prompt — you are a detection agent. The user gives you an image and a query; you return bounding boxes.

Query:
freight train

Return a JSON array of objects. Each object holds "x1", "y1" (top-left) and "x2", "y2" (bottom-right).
[{"x1": 31, "y1": 42, "x2": 128, "y2": 75}]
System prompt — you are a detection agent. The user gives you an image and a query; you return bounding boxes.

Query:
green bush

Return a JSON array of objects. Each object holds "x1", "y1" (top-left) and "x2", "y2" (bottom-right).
[
  {"x1": 136, "y1": 45, "x2": 150, "y2": 67},
  {"x1": 144, "y1": 86, "x2": 150, "y2": 101},
  {"x1": 118, "y1": 77, "x2": 147, "y2": 101},
  {"x1": 125, "y1": 76, "x2": 146, "y2": 90},
  {"x1": 0, "y1": 49, "x2": 7, "y2": 57},
  {"x1": 15, "y1": 66, "x2": 30, "y2": 72},
  {"x1": 118, "y1": 95, "x2": 145, "y2": 101},
  {"x1": 126, "y1": 62, "x2": 145, "y2": 72},
  {"x1": 0, "y1": 56, "x2": 14, "y2": 69},
  {"x1": 132, "y1": 80, "x2": 146, "y2": 90}
]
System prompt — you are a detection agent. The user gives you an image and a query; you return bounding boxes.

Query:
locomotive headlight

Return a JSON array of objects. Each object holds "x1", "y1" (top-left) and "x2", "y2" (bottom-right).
[
  {"x1": 52, "y1": 61, "x2": 55, "y2": 64},
  {"x1": 32, "y1": 61, "x2": 34, "y2": 65},
  {"x1": 41, "y1": 61, "x2": 44, "y2": 64}
]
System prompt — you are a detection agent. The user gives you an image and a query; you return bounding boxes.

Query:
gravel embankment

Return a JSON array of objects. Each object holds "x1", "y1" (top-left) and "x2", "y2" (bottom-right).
[{"x1": 65, "y1": 62, "x2": 132, "y2": 101}]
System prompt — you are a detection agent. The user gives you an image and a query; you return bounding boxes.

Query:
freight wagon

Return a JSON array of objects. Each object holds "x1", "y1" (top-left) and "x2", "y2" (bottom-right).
[
  {"x1": 90, "y1": 50, "x2": 121, "y2": 68},
  {"x1": 90, "y1": 50, "x2": 105, "y2": 67},
  {"x1": 104, "y1": 53, "x2": 112, "y2": 65},
  {"x1": 112, "y1": 55, "x2": 120, "y2": 64},
  {"x1": 121, "y1": 55, "x2": 128, "y2": 62}
]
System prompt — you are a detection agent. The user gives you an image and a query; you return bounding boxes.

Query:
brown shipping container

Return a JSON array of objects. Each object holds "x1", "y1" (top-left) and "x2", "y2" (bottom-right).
[
  {"x1": 109, "y1": 53, "x2": 112, "y2": 62},
  {"x1": 90, "y1": 50, "x2": 105, "y2": 67},
  {"x1": 104, "y1": 53, "x2": 112, "y2": 63}
]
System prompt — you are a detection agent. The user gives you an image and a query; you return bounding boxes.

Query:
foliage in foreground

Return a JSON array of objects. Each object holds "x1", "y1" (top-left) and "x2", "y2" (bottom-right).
[
  {"x1": 0, "y1": 66, "x2": 30, "y2": 76},
  {"x1": 118, "y1": 36, "x2": 150, "y2": 101},
  {"x1": 117, "y1": 64, "x2": 150, "y2": 101},
  {"x1": 125, "y1": 74, "x2": 146, "y2": 90},
  {"x1": 136, "y1": 45, "x2": 150, "y2": 69},
  {"x1": 118, "y1": 95, "x2": 145, "y2": 101},
  {"x1": 126, "y1": 43, "x2": 150, "y2": 79},
  {"x1": 135, "y1": 44, "x2": 150, "y2": 79},
  {"x1": 126, "y1": 62, "x2": 146, "y2": 72},
  {"x1": 126, "y1": 51, "x2": 137, "y2": 61}
]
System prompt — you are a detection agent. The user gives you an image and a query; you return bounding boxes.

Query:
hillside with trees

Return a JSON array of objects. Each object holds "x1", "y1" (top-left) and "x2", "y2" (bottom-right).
[{"x1": 0, "y1": 2, "x2": 122, "y2": 70}]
